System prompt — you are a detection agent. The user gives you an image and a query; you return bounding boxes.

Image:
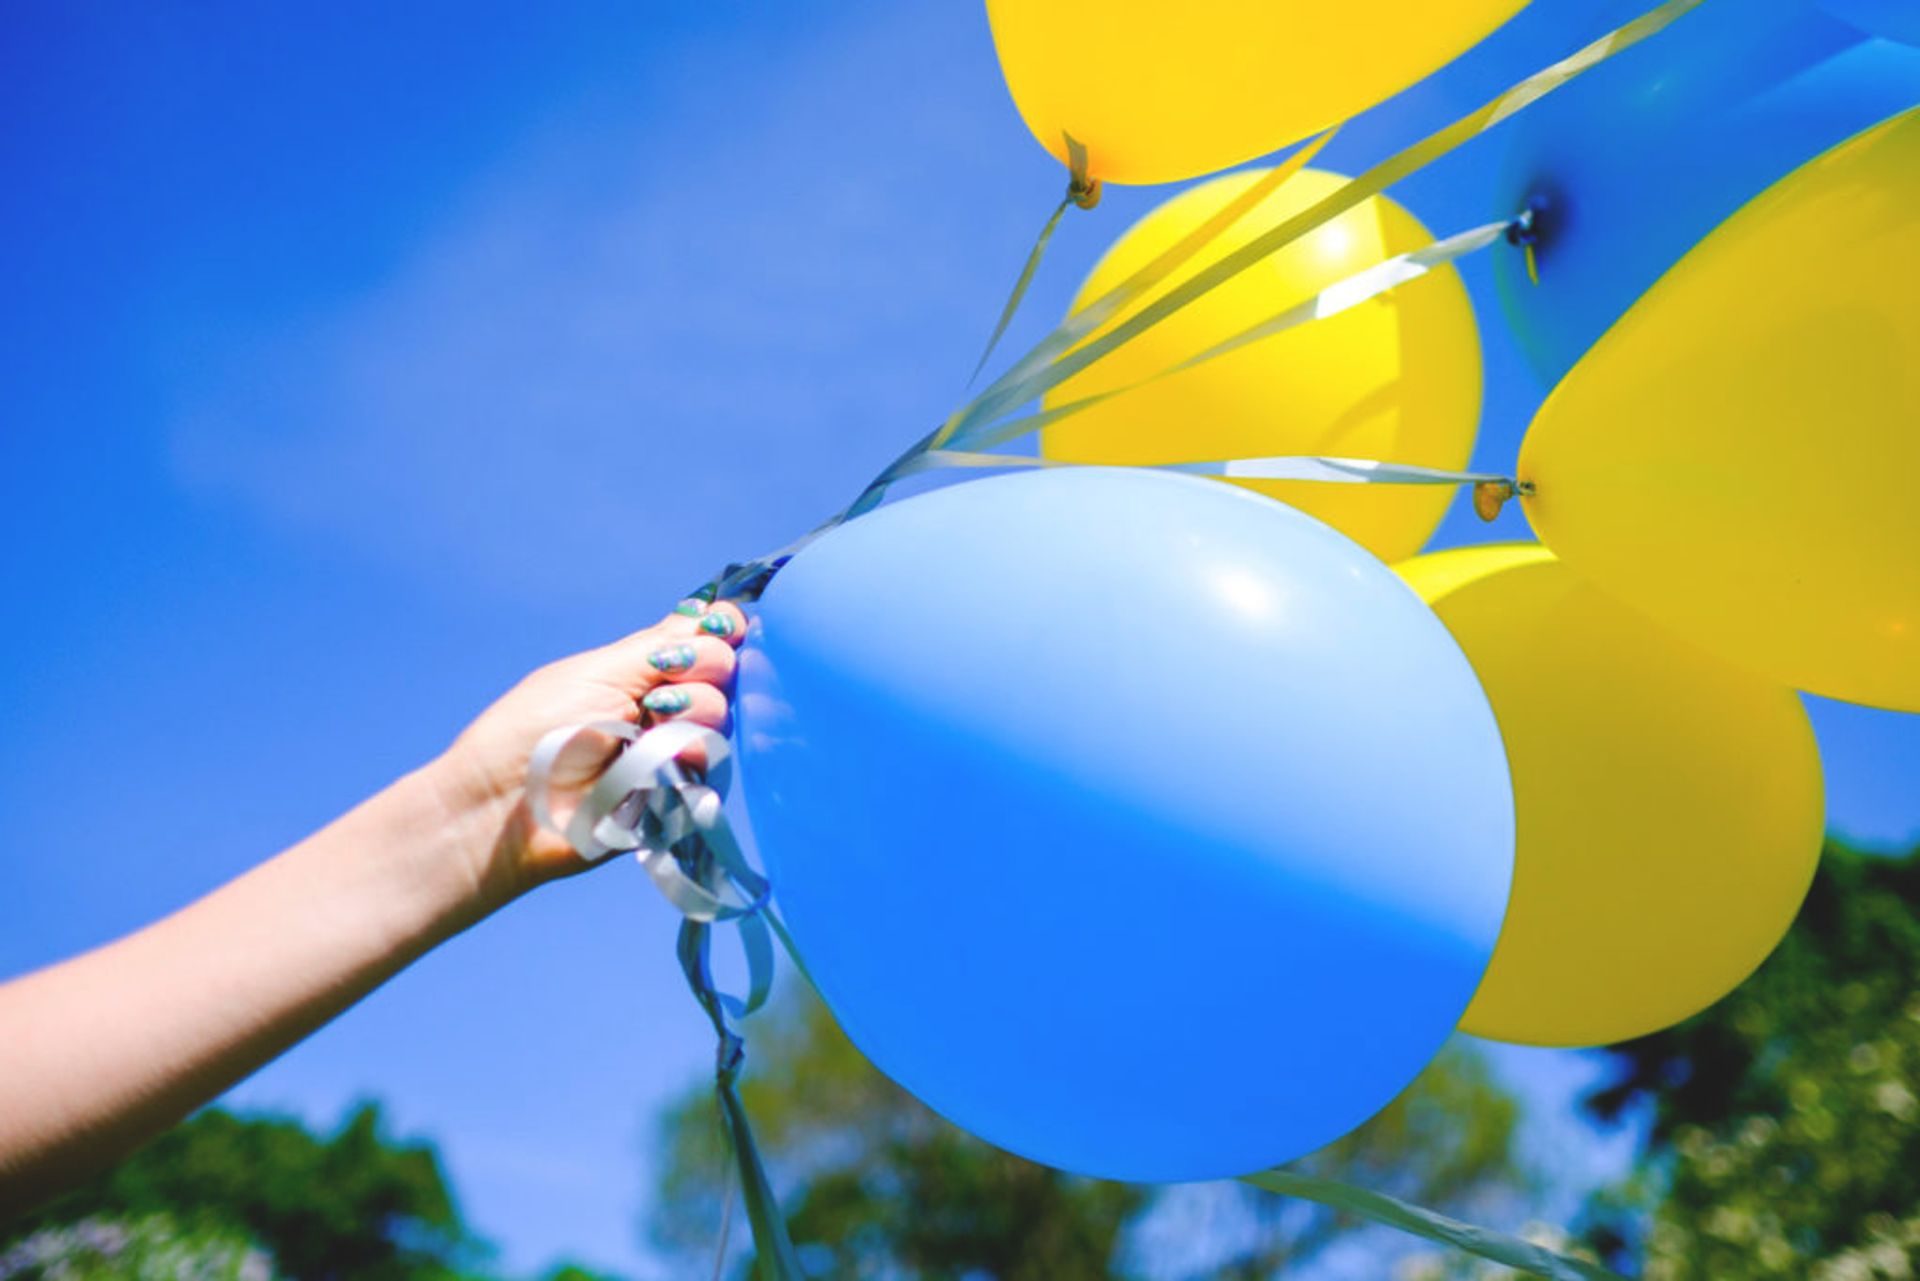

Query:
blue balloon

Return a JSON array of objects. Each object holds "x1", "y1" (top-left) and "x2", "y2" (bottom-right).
[
  {"x1": 1493, "y1": 0, "x2": 1920, "y2": 384},
  {"x1": 735, "y1": 467, "x2": 1514, "y2": 1181},
  {"x1": 1820, "y1": 0, "x2": 1920, "y2": 46}
]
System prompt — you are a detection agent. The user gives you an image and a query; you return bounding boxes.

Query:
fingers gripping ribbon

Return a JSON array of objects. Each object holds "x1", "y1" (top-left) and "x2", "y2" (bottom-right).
[{"x1": 525, "y1": 719, "x2": 774, "y2": 1019}]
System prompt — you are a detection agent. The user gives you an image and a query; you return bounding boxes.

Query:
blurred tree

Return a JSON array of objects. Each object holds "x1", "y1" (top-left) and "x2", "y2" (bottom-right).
[
  {"x1": 650, "y1": 988, "x2": 1528, "y2": 1279},
  {"x1": 0, "y1": 1213, "x2": 276, "y2": 1280},
  {"x1": 1582, "y1": 838, "x2": 1920, "y2": 1279},
  {"x1": 0, "y1": 1103, "x2": 484, "y2": 1281}
]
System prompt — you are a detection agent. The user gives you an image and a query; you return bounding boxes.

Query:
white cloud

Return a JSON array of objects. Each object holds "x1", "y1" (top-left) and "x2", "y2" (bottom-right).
[{"x1": 168, "y1": 6, "x2": 1053, "y2": 602}]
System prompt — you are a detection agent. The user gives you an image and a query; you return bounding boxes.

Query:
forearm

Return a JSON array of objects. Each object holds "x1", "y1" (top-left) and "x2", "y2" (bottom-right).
[
  {"x1": 0, "y1": 757, "x2": 508, "y2": 1213},
  {"x1": 0, "y1": 603, "x2": 744, "y2": 1216}
]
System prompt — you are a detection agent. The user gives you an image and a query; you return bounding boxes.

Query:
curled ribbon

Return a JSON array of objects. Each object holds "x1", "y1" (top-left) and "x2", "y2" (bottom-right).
[
  {"x1": 529, "y1": 721, "x2": 761, "y2": 910},
  {"x1": 527, "y1": 717, "x2": 778, "y2": 1015},
  {"x1": 527, "y1": 718, "x2": 806, "y2": 1279}
]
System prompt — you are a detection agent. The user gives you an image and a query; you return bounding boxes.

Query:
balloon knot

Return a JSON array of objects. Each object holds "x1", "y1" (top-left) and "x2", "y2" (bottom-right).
[
  {"x1": 1505, "y1": 206, "x2": 1539, "y2": 247},
  {"x1": 1062, "y1": 130, "x2": 1101, "y2": 210},
  {"x1": 1472, "y1": 480, "x2": 1519, "y2": 522},
  {"x1": 1507, "y1": 199, "x2": 1547, "y2": 286}
]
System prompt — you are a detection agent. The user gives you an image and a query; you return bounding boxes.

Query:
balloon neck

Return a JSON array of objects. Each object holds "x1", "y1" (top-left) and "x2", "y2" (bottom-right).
[
  {"x1": 1505, "y1": 204, "x2": 1541, "y2": 247},
  {"x1": 1062, "y1": 130, "x2": 1101, "y2": 210},
  {"x1": 1506, "y1": 197, "x2": 1553, "y2": 286}
]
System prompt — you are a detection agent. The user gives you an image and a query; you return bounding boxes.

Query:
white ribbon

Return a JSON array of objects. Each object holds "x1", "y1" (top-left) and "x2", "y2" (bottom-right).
[
  {"x1": 528, "y1": 714, "x2": 805, "y2": 1276},
  {"x1": 526, "y1": 718, "x2": 774, "y2": 1012}
]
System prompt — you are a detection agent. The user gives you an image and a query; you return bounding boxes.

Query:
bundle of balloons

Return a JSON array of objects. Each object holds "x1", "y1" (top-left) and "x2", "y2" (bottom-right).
[{"x1": 605, "y1": 0, "x2": 1920, "y2": 1271}]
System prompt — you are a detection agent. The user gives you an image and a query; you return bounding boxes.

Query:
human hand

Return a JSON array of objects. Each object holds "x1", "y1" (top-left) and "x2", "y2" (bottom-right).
[{"x1": 426, "y1": 598, "x2": 750, "y2": 912}]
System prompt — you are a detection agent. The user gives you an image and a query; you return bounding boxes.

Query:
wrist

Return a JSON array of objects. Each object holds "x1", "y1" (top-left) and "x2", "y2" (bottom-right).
[{"x1": 360, "y1": 752, "x2": 528, "y2": 941}]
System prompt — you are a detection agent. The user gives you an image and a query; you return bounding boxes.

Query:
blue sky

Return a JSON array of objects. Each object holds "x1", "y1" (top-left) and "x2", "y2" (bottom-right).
[{"x1": 3, "y1": 2, "x2": 1915, "y2": 1276}]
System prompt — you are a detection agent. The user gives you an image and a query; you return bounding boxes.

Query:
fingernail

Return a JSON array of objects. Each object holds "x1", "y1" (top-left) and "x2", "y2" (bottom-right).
[
  {"x1": 643, "y1": 687, "x2": 693, "y2": 715},
  {"x1": 699, "y1": 611, "x2": 736, "y2": 638},
  {"x1": 673, "y1": 599, "x2": 707, "y2": 618},
  {"x1": 647, "y1": 644, "x2": 697, "y2": 674}
]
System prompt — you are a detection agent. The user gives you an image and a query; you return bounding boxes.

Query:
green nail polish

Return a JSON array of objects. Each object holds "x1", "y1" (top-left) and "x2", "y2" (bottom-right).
[
  {"x1": 647, "y1": 644, "x2": 696, "y2": 674},
  {"x1": 644, "y1": 687, "x2": 693, "y2": 714},
  {"x1": 673, "y1": 599, "x2": 706, "y2": 618},
  {"x1": 700, "y1": 611, "x2": 736, "y2": 637}
]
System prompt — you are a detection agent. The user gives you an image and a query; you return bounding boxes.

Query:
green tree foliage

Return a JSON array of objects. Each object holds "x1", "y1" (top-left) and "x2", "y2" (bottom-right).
[
  {"x1": 1583, "y1": 838, "x2": 1920, "y2": 1279},
  {"x1": 1, "y1": 1104, "x2": 482, "y2": 1281},
  {"x1": 650, "y1": 988, "x2": 1528, "y2": 1279},
  {"x1": 0, "y1": 1213, "x2": 276, "y2": 1280}
]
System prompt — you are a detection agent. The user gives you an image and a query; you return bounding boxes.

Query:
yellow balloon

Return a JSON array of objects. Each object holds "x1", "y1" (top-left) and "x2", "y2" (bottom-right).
[
  {"x1": 1041, "y1": 167, "x2": 1482, "y2": 563},
  {"x1": 1520, "y1": 107, "x2": 1920, "y2": 712},
  {"x1": 1398, "y1": 543, "x2": 1824, "y2": 1048},
  {"x1": 987, "y1": 0, "x2": 1526, "y2": 186}
]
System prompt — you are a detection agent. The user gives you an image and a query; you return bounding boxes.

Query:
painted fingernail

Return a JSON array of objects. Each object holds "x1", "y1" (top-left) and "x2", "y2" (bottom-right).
[
  {"x1": 647, "y1": 644, "x2": 697, "y2": 674},
  {"x1": 643, "y1": 687, "x2": 693, "y2": 714},
  {"x1": 699, "y1": 611, "x2": 737, "y2": 638},
  {"x1": 672, "y1": 599, "x2": 707, "y2": 618}
]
